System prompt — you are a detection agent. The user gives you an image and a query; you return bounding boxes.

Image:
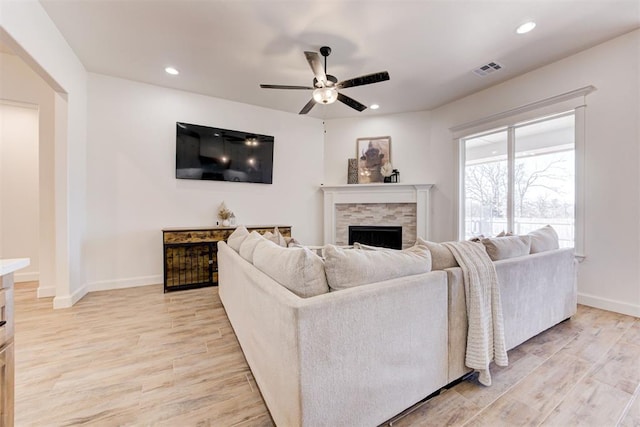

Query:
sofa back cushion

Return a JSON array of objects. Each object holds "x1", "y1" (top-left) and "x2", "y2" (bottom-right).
[
  {"x1": 528, "y1": 225, "x2": 560, "y2": 253},
  {"x1": 239, "y1": 231, "x2": 266, "y2": 263},
  {"x1": 416, "y1": 238, "x2": 459, "y2": 270},
  {"x1": 252, "y1": 239, "x2": 329, "y2": 298},
  {"x1": 323, "y1": 244, "x2": 432, "y2": 291},
  {"x1": 227, "y1": 225, "x2": 250, "y2": 252},
  {"x1": 481, "y1": 235, "x2": 531, "y2": 261}
]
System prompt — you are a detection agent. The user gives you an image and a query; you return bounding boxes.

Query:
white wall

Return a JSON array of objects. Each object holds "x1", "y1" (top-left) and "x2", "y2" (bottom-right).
[
  {"x1": 0, "y1": 51, "x2": 56, "y2": 293},
  {"x1": 0, "y1": 102, "x2": 39, "y2": 281},
  {"x1": 324, "y1": 111, "x2": 432, "y2": 185},
  {"x1": 85, "y1": 73, "x2": 324, "y2": 290},
  {"x1": 1, "y1": 1, "x2": 88, "y2": 307},
  {"x1": 326, "y1": 30, "x2": 639, "y2": 316}
]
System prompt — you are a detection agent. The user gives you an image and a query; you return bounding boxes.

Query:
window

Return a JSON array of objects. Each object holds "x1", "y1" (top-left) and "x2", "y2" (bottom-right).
[{"x1": 461, "y1": 112, "x2": 576, "y2": 247}]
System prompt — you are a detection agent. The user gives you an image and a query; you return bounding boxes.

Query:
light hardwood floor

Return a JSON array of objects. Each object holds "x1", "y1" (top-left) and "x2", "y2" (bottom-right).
[{"x1": 14, "y1": 282, "x2": 640, "y2": 426}]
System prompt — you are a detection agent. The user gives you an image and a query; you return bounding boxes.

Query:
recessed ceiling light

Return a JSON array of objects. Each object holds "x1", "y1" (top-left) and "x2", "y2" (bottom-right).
[
  {"x1": 370, "y1": 104, "x2": 380, "y2": 110},
  {"x1": 516, "y1": 21, "x2": 536, "y2": 34},
  {"x1": 165, "y1": 66, "x2": 179, "y2": 75}
]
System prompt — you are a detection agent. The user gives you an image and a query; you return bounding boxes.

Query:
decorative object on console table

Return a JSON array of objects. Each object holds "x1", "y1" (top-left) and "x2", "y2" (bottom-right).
[
  {"x1": 217, "y1": 201, "x2": 233, "y2": 227},
  {"x1": 162, "y1": 226, "x2": 291, "y2": 292},
  {"x1": 347, "y1": 158, "x2": 358, "y2": 184},
  {"x1": 357, "y1": 136, "x2": 391, "y2": 184}
]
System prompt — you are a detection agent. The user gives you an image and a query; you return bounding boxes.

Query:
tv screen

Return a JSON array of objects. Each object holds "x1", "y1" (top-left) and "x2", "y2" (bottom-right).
[{"x1": 176, "y1": 122, "x2": 274, "y2": 184}]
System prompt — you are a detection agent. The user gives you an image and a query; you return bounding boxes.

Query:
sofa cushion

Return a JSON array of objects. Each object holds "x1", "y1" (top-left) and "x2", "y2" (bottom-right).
[
  {"x1": 267, "y1": 227, "x2": 288, "y2": 247},
  {"x1": 323, "y1": 244, "x2": 432, "y2": 291},
  {"x1": 285, "y1": 236, "x2": 300, "y2": 247},
  {"x1": 252, "y1": 239, "x2": 329, "y2": 298},
  {"x1": 416, "y1": 238, "x2": 459, "y2": 270},
  {"x1": 481, "y1": 235, "x2": 531, "y2": 261},
  {"x1": 227, "y1": 225, "x2": 249, "y2": 252},
  {"x1": 239, "y1": 231, "x2": 266, "y2": 263},
  {"x1": 528, "y1": 225, "x2": 560, "y2": 253}
]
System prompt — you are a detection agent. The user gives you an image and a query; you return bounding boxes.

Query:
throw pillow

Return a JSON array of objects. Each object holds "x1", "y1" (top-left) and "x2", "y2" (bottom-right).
[
  {"x1": 528, "y1": 225, "x2": 560, "y2": 253},
  {"x1": 285, "y1": 236, "x2": 301, "y2": 247},
  {"x1": 323, "y1": 244, "x2": 432, "y2": 291},
  {"x1": 239, "y1": 231, "x2": 266, "y2": 263},
  {"x1": 252, "y1": 239, "x2": 329, "y2": 298},
  {"x1": 481, "y1": 235, "x2": 531, "y2": 261},
  {"x1": 227, "y1": 225, "x2": 249, "y2": 252},
  {"x1": 416, "y1": 237, "x2": 459, "y2": 270},
  {"x1": 261, "y1": 227, "x2": 287, "y2": 247}
]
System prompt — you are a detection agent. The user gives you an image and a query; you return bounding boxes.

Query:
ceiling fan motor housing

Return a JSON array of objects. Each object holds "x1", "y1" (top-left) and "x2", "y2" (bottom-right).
[{"x1": 313, "y1": 75, "x2": 338, "y2": 88}]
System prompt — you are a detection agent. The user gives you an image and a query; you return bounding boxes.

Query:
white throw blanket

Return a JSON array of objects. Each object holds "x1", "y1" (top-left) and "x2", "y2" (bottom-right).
[{"x1": 443, "y1": 241, "x2": 508, "y2": 386}]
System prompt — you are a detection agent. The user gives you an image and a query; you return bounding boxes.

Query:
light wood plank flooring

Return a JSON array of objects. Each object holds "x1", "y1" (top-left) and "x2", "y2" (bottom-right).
[{"x1": 14, "y1": 282, "x2": 640, "y2": 426}]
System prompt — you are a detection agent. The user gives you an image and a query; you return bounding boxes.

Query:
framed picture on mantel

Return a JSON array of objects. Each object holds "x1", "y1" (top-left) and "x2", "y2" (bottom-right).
[{"x1": 357, "y1": 136, "x2": 391, "y2": 184}]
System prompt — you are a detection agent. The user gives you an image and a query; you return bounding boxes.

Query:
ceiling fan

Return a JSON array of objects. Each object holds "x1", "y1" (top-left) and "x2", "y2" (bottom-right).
[{"x1": 260, "y1": 46, "x2": 390, "y2": 115}]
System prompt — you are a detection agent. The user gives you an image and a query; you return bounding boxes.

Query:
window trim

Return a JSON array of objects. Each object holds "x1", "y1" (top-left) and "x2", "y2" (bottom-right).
[{"x1": 450, "y1": 85, "x2": 595, "y2": 139}]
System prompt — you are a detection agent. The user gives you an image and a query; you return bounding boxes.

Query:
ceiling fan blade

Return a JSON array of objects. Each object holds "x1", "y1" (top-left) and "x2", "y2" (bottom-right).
[
  {"x1": 337, "y1": 93, "x2": 367, "y2": 112},
  {"x1": 304, "y1": 51, "x2": 327, "y2": 86},
  {"x1": 260, "y1": 84, "x2": 314, "y2": 90},
  {"x1": 337, "y1": 71, "x2": 390, "y2": 89},
  {"x1": 299, "y1": 98, "x2": 316, "y2": 115}
]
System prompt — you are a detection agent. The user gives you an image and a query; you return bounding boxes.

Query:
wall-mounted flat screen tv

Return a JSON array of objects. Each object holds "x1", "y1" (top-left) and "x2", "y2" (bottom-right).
[{"x1": 176, "y1": 122, "x2": 274, "y2": 184}]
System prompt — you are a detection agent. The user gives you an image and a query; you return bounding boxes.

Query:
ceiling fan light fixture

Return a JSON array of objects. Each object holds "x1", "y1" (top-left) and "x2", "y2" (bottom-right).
[{"x1": 312, "y1": 87, "x2": 338, "y2": 104}]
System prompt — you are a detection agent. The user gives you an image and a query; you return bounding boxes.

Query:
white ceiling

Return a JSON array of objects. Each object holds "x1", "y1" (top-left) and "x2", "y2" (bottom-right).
[{"x1": 38, "y1": 0, "x2": 639, "y2": 119}]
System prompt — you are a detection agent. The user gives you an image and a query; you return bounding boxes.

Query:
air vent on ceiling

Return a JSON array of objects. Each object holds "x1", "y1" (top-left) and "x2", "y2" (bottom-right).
[{"x1": 473, "y1": 61, "x2": 503, "y2": 77}]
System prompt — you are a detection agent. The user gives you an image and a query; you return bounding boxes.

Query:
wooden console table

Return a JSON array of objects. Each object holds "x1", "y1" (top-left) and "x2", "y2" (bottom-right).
[{"x1": 162, "y1": 225, "x2": 291, "y2": 292}]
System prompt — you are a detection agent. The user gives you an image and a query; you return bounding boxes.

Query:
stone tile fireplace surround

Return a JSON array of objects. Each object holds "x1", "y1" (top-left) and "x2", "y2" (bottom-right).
[{"x1": 321, "y1": 184, "x2": 433, "y2": 248}]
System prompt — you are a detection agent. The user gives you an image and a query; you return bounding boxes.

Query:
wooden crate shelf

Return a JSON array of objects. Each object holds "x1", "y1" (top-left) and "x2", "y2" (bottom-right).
[{"x1": 162, "y1": 225, "x2": 291, "y2": 292}]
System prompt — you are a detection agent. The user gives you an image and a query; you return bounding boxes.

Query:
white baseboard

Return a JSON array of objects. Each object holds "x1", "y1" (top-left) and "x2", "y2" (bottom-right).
[
  {"x1": 87, "y1": 275, "x2": 163, "y2": 292},
  {"x1": 14, "y1": 271, "x2": 39, "y2": 283},
  {"x1": 50, "y1": 275, "x2": 162, "y2": 309},
  {"x1": 53, "y1": 285, "x2": 88, "y2": 309},
  {"x1": 35, "y1": 275, "x2": 163, "y2": 303},
  {"x1": 578, "y1": 292, "x2": 640, "y2": 318},
  {"x1": 37, "y1": 286, "x2": 56, "y2": 298}
]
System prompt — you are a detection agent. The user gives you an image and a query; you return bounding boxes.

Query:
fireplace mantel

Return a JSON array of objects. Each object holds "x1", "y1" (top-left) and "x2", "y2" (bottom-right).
[{"x1": 320, "y1": 183, "x2": 434, "y2": 245}]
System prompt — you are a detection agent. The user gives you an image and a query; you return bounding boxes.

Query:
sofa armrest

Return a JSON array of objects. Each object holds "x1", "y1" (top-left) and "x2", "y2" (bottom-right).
[
  {"x1": 495, "y1": 247, "x2": 577, "y2": 349},
  {"x1": 218, "y1": 242, "x2": 304, "y2": 426}
]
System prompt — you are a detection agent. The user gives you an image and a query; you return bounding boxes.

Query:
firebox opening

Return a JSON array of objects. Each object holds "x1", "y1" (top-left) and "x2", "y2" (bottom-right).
[{"x1": 348, "y1": 226, "x2": 403, "y2": 250}]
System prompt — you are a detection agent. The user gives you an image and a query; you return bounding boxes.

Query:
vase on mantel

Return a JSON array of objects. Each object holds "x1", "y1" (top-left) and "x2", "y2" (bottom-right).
[{"x1": 222, "y1": 219, "x2": 230, "y2": 227}]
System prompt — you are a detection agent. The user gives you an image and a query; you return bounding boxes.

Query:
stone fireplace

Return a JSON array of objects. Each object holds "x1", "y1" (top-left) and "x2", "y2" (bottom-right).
[{"x1": 321, "y1": 183, "x2": 433, "y2": 248}]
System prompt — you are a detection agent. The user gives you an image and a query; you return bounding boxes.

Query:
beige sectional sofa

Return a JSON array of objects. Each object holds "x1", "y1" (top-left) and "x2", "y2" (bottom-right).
[{"x1": 218, "y1": 227, "x2": 577, "y2": 426}]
